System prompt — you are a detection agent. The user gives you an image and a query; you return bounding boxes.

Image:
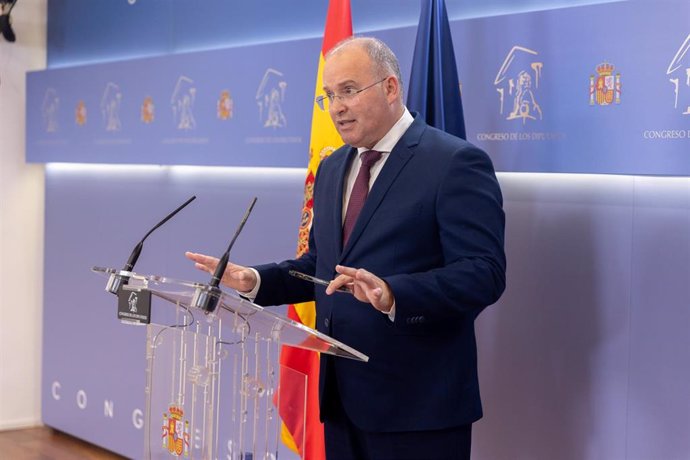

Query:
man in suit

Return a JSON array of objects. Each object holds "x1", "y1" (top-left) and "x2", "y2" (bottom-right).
[{"x1": 187, "y1": 36, "x2": 505, "y2": 459}]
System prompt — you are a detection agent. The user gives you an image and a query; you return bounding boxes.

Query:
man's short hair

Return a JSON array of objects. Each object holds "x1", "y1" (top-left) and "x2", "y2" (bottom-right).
[{"x1": 326, "y1": 36, "x2": 404, "y2": 101}]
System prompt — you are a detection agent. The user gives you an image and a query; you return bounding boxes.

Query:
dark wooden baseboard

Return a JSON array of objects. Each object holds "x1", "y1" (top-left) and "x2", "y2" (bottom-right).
[{"x1": 0, "y1": 426, "x2": 127, "y2": 459}]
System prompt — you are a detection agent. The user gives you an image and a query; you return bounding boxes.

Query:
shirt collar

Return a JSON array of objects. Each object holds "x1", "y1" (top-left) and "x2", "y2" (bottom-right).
[{"x1": 357, "y1": 107, "x2": 414, "y2": 156}]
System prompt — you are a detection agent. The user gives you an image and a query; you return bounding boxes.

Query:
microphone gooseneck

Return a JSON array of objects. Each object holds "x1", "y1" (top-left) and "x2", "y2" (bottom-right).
[
  {"x1": 210, "y1": 197, "x2": 258, "y2": 288},
  {"x1": 122, "y1": 195, "x2": 197, "y2": 272},
  {"x1": 106, "y1": 195, "x2": 197, "y2": 295},
  {"x1": 192, "y1": 197, "x2": 258, "y2": 313}
]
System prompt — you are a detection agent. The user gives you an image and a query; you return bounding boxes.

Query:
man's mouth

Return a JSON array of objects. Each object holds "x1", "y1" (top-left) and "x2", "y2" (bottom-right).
[{"x1": 337, "y1": 119, "x2": 355, "y2": 129}]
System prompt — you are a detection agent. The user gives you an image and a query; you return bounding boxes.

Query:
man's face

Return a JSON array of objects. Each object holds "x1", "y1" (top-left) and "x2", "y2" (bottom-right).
[{"x1": 322, "y1": 45, "x2": 398, "y2": 149}]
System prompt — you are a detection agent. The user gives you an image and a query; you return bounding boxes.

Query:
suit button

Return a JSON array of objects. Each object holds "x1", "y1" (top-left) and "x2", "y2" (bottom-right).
[
  {"x1": 418, "y1": 316, "x2": 425, "y2": 323},
  {"x1": 324, "y1": 318, "x2": 330, "y2": 327}
]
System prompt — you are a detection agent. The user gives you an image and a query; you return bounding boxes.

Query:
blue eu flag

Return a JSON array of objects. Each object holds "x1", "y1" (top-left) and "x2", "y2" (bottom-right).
[{"x1": 407, "y1": 0, "x2": 466, "y2": 140}]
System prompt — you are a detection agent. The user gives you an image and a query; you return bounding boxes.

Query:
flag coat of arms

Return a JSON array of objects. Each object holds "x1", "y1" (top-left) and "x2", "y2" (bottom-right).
[{"x1": 278, "y1": 1, "x2": 351, "y2": 459}]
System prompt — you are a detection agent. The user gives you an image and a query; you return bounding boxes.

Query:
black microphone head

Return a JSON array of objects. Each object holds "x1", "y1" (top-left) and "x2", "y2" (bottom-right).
[
  {"x1": 0, "y1": 14, "x2": 15, "y2": 42},
  {"x1": 123, "y1": 241, "x2": 144, "y2": 272},
  {"x1": 210, "y1": 252, "x2": 229, "y2": 288}
]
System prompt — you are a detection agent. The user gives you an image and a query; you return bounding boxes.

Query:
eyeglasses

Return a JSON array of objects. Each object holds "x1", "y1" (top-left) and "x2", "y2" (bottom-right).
[{"x1": 315, "y1": 77, "x2": 387, "y2": 111}]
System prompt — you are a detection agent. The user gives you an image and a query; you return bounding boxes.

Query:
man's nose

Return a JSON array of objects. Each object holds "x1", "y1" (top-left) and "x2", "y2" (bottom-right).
[{"x1": 329, "y1": 96, "x2": 347, "y2": 113}]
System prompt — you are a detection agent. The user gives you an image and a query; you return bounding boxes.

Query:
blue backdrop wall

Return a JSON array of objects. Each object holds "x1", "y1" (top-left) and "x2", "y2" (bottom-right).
[
  {"x1": 46, "y1": 0, "x2": 623, "y2": 67},
  {"x1": 39, "y1": 1, "x2": 690, "y2": 459},
  {"x1": 31, "y1": 1, "x2": 690, "y2": 175}
]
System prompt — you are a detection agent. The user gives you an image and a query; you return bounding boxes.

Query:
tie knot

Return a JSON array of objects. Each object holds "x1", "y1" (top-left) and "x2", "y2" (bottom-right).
[{"x1": 361, "y1": 150, "x2": 382, "y2": 168}]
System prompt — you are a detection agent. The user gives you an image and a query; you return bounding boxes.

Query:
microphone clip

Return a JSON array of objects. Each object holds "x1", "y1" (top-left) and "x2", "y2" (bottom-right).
[{"x1": 190, "y1": 284, "x2": 223, "y2": 313}]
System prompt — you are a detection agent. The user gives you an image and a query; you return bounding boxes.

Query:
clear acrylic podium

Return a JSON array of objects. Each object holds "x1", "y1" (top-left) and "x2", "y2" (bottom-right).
[{"x1": 93, "y1": 267, "x2": 368, "y2": 460}]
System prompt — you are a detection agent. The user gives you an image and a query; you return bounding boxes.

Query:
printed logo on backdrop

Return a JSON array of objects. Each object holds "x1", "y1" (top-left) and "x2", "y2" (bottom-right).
[
  {"x1": 257, "y1": 68, "x2": 287, "y2": 128},
  {"x1": 495, "y1": 46, "x2": 543, "y2": 123},
  {"x1": 75, "y1": 100, "x2": 87, "y2": 126},
  {"x1": 217, "y1": 90, "x2": 234, "y2": 120},
  {"x1": 477, "y1": 46, "x2": 564, "y2": 143},
  {"x1": 42, "y1": 88, "x2": 60, "y2": 133},
  {"x1": 667, "y1": 33, "x2": 690, "y2": 115},
  {"x1": 172, "y1": 76, "x2": 197, "y2": 130},
  {"x1": 101, "y1": 83, "x2": 123, "y2": 132},
  {"x1": 246, "y1": 68, "x2": 302, "y2": 145},
  {"x1": 163, "y1": 76, "x2": 208, "y2": 145},
  {"x1": 589, "y1": 62, "x2": 621, "y2": 106},
  {"x1": 95, "y1": 82, "x2": 132, "y2": 146},
  {"x1": 141, "y1": 96, "x2": 155, "y2": 124},
  {"x1": 642, "y1": 32, "x2": 690, "y2": 141},
  {"x1": 35, "y1": 88, "x2": 69, "y2": 147}
]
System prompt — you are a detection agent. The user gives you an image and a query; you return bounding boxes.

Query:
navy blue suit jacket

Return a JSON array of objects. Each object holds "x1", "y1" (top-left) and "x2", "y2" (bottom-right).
[{"x1": 254, "y1": 114, "x2": 506, "y2": 433}]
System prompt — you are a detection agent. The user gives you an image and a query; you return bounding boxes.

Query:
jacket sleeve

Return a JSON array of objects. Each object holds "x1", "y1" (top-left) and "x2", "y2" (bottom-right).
[{"x1": 384, "y1": 144, "x2": 506, "y2": 321}]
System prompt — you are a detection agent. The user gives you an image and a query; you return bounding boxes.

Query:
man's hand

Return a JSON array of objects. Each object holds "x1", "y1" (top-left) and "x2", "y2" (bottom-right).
[
  {"x1": 326, "y1": 264, "x2": 395, "y2": 313},
  {"x1": 185, "y1": 251, "x2": 257, "y2": 293}
]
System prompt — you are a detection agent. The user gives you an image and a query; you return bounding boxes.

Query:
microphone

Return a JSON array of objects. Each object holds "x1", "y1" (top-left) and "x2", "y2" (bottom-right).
[
  {"x1": 191, "y1": 197, "x2": 257, "y2": 312},
  {"x1": 106, "y1": 195, "x2": 197, "y2": 295},
  {"x1": 0, "y1": 1, "x2": 17, "y2": 43}
]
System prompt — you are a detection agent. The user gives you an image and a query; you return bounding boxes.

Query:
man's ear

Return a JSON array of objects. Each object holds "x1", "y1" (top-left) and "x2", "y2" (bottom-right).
[{"x1": 384, "y1": 76, "x2": 400, "y2": 102}]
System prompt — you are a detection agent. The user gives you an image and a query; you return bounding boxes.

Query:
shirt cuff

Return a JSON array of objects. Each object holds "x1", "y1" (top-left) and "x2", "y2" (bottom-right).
[
  {"x1": 385, "y1": 302, "x2": 396, "y2": 321},
  {"x1": 238, "y1": 267, "x2": 261, "y2": 300}
]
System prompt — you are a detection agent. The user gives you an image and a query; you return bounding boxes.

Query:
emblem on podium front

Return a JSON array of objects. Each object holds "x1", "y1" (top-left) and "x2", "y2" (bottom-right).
[{"x1": 162, "y1": 405, "x2": 190, "y2": 457}]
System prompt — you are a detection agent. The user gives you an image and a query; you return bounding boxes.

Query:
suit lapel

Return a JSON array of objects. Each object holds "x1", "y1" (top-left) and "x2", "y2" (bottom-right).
[
  {"x1": 334, "y1": 147, "x2": 358, "y2": 253},
  {"x1": 340, "y1": 117, "x2": 426, "y2": 258}
]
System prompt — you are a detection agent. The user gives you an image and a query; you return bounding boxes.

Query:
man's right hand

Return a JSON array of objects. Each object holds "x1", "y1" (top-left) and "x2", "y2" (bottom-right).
[{"x1": 185, "y1": 251, "x2": 257, "y2": 293}]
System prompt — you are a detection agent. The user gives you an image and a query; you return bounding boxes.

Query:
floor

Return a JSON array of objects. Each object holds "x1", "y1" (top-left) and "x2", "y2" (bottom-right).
[{"x1": 0, "y1": 426, "x2": 126, "y2": 459}]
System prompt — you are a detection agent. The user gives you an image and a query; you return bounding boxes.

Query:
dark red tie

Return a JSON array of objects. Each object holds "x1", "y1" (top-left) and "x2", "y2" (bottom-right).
[{"x1": 343, "y1": 150, "x2": 382, "y2": 246}]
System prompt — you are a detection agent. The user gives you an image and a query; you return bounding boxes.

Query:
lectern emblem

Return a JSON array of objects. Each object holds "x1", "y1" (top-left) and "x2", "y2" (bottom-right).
[
  {"x1": 127, "y1": 292, "x2": 139, "y2": 313},
  {"x1": 162, "y1": 405, "x2": 190, "y2": 456}
]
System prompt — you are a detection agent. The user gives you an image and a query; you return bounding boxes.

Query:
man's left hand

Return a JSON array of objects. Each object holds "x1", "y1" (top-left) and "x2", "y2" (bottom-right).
[{"x1": 327, "y1": 265, "x2": 395, "y2": 313}]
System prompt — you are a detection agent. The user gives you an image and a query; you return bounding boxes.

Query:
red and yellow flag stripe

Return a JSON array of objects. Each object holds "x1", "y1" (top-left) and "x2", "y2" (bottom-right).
[{"x1": 278, "y1": 2, "x2": 352, "y2": 459}]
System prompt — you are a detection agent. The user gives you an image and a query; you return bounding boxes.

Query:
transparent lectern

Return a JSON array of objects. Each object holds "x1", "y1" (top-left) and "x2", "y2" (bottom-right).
[{"x1": 93, "y1": 267, "x2": 368, "y2": 460}]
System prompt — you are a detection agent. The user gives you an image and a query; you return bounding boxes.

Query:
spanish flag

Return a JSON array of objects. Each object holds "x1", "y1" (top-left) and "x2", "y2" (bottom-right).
[{"x1": 278, "y1": 1, "x2": 352, "y2": 459}]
